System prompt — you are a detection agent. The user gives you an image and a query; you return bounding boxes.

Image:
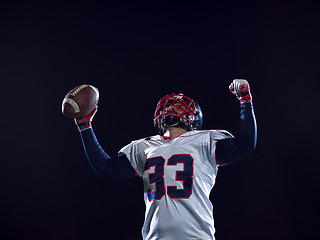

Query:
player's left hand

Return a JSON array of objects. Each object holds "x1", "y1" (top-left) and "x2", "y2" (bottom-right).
[{"x1": 229, "y1": 79, "x2": 252, "y2": 103}]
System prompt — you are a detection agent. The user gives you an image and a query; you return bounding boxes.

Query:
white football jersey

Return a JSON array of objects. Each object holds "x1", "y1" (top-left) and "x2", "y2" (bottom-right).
[{"x1": 119, "y1": 130, "x2": 232, "y2": 240}]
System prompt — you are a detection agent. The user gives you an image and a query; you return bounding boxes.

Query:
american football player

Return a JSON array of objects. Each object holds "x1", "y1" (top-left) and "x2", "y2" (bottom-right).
[{"x1": 73, "y1": 79, "x2": 257, "y2": 240}]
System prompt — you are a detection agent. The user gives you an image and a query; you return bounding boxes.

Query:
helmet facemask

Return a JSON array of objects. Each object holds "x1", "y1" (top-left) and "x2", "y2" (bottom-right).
[{"x1": 154, "y1": 93, "x2": 202, "y2": 135}]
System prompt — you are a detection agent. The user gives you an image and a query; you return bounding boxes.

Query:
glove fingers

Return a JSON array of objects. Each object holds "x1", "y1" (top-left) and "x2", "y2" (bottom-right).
[
  {"x1": 234, "y1": 80, "x2": 241, "y2": 92},
  {"x1": 229, "y1": 79, "x2": 252, "y2": 103},
  {"x1": 233, "y1": 79, "x2": 249, "y2": 93}
]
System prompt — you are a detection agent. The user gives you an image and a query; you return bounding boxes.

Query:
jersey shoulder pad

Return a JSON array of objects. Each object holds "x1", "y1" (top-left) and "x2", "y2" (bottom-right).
[
  {"x1": 209, "y1": 129, "x2": 234, "y2": 140},
  {"x1": 217, "y1": 130, "x2": 234, "y2": 138},
  {"x1": 187, "y1": 129, "x2": 233, "y2": 140}
]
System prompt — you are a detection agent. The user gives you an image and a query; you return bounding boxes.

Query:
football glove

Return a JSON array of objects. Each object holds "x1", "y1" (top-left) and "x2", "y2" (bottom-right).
[
  {"x1": 229, "y1": 79, "x2": 252, "y2": 103},
  {"x1": 74, "y1": 106, "x2": 97, "y2": 132}
]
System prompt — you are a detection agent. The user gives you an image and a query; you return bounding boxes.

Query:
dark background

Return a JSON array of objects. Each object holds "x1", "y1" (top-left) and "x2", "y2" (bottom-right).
[{"x1": 1, "y1": 1, "x2": 319, "y2": 239}]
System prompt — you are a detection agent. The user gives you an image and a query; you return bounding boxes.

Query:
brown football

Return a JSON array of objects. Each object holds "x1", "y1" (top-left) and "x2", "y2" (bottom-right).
[{"x1": 62, "y1": 84, "x2": 99, "y2": 118}]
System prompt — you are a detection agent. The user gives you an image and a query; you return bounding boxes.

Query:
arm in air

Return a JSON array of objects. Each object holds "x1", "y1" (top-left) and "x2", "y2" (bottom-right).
[{"x1": 215, "y1": 79, "x2": 257, "y2": 165}]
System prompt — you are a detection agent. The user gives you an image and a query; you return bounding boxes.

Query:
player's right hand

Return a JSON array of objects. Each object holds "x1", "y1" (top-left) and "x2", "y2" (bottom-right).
[
  {"x1": 229, "y1": 79, "x2": 252, "y2": 103},
  {"x1": 74, "y1": 106, "x2": 98, "y2": 132}
]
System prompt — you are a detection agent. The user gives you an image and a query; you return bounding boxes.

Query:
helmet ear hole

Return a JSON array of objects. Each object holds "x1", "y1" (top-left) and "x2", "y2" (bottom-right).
[{"x1": 189, "y1": 102, "x2": 203, "y2": 131}]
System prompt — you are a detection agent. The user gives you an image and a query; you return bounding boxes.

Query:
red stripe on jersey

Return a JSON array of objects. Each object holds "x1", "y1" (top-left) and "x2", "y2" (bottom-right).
[
  {"x1": 132, "y1": 168, "x2": 139, "y2": 176},
  {"x1": 215, "y1": 152, "x2": 223, "y2": 165}
]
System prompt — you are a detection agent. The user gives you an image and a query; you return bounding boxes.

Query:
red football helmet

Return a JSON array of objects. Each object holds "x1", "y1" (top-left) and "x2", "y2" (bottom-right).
[{"x1": 153, "y1": 93, "x2": 203, "y2": 135}]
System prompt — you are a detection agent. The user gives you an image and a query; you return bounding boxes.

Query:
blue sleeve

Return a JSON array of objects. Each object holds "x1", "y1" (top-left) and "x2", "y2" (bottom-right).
[
  {"x1": 215, "y1": 102, "x2": 257, "y2": 165},
  {"x1": 79, "y1": 128, "x2": 137, "y2": 179}
]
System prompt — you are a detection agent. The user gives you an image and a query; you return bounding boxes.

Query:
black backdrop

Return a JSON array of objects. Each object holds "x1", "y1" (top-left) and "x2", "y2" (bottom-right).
[{"x1": 1, "y1": 1, "x2": 319, "y2": 239}]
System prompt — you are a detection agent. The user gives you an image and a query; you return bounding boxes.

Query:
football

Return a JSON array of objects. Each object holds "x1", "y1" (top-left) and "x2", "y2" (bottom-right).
[{"x1": 62, "y1": 84, "x2": 99, "y2": 119}]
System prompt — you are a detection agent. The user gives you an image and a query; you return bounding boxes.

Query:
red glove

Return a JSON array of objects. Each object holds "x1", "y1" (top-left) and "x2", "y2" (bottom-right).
[
  {"x1": 74, "y1": 106, "x2": 98, "y2": 132},
  {"x1": 229, "y1": 79, "x2": 252, "y2": 103}
]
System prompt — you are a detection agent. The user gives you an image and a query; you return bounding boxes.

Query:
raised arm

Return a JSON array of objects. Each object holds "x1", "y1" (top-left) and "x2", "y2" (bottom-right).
[
  {"x1": 75, "y1": 108, "x2": 137, "y2": 179},
  {"x1": 215, "y1": 79, "x2": 257, "y2": 165}
]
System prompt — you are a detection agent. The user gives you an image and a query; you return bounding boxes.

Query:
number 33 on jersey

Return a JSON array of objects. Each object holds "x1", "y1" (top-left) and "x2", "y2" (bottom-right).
[
  {"x1": 120, "y1": 129, "x2": 232, "y2": 203},
  {"x1": 144, "y1": 154, "x2": 193, "y2": 201}
]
